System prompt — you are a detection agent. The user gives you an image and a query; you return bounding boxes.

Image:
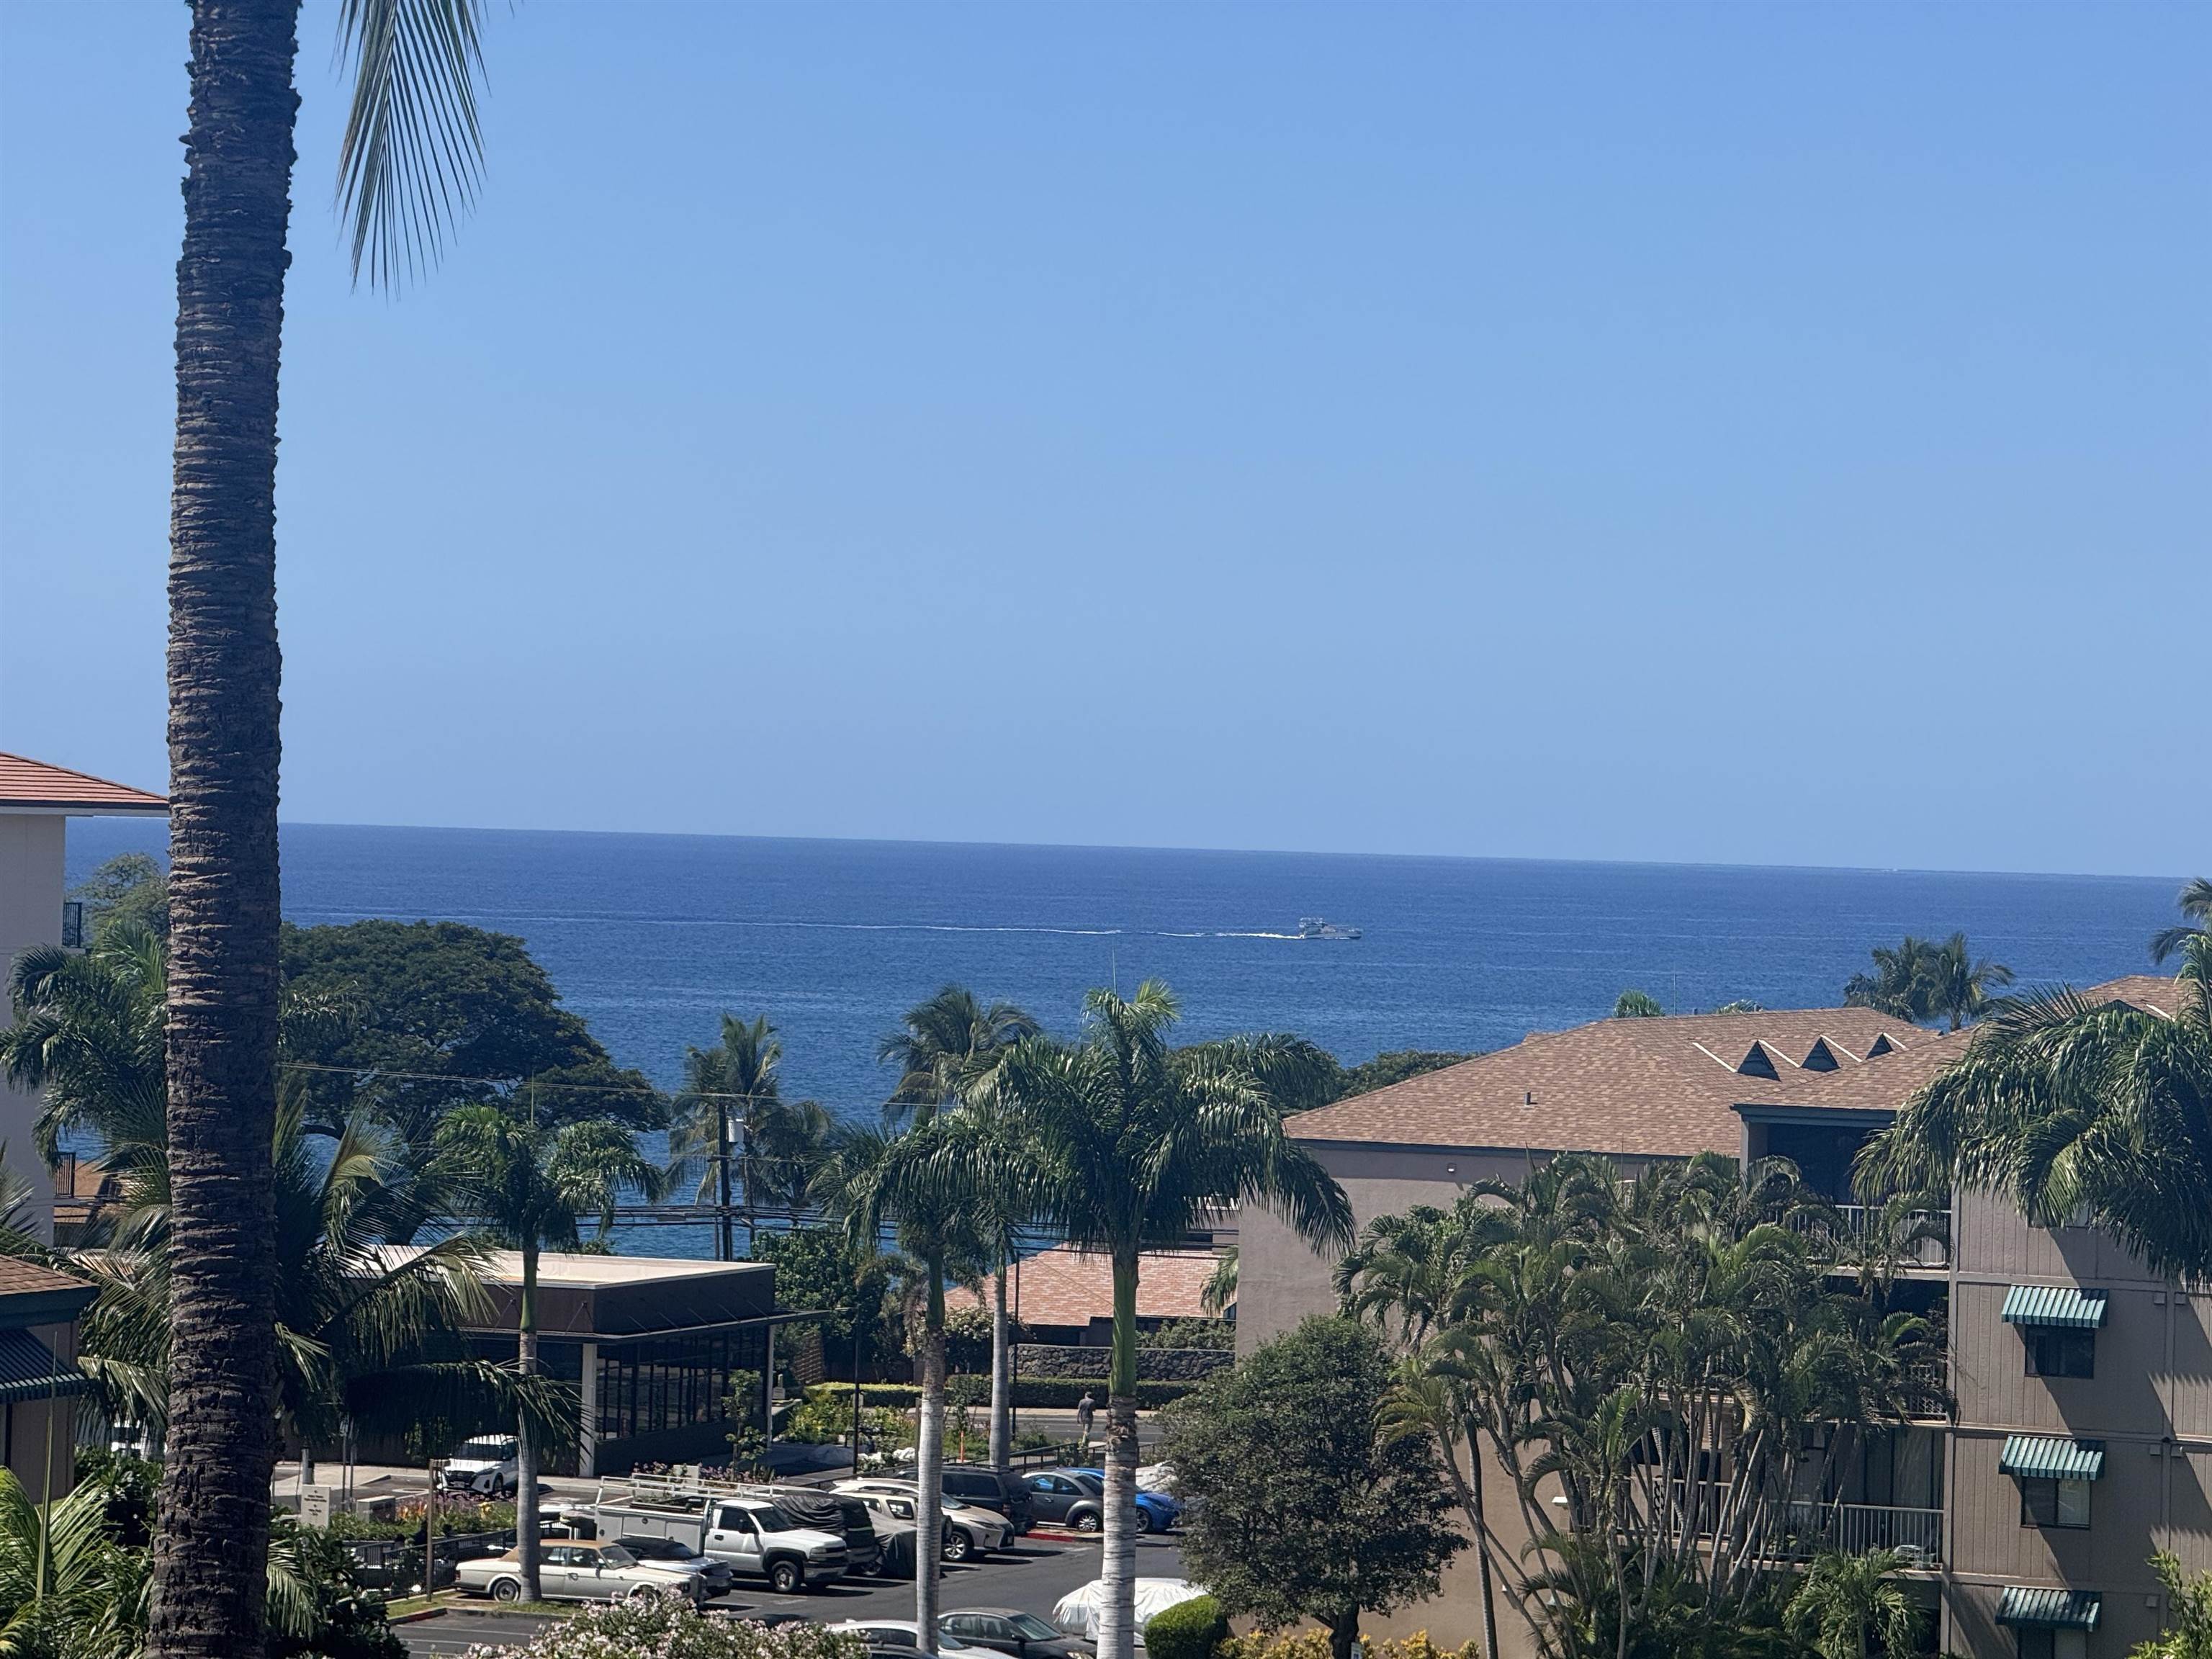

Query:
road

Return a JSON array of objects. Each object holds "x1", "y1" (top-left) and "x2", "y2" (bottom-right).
[{"x1": 397, "y1": 1532, "x2": 1188, "y2": 1655}]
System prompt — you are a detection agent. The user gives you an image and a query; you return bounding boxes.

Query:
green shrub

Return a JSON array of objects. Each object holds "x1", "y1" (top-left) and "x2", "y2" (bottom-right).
[
  {"x1": 1146, "y1": 1594, "x2": 1229, "y2": 1659},
  {"x1": 471, "y1": 1593, "x2": 871, "y2": 1659},
  {"x1": 1139, "y1": 1318, "x2": 1235, "y2": 1351}
]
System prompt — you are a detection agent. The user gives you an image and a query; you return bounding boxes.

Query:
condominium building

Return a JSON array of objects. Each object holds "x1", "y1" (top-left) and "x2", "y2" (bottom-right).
[{"x1": 1239, "y1": 976, "x2": 2208, "y2": 1658}]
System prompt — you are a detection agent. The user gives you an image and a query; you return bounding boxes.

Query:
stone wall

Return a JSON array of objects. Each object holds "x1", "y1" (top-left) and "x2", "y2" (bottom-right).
[{"x1": 1016, "y1": 1343, "x2": 1233, "y2": 1382}]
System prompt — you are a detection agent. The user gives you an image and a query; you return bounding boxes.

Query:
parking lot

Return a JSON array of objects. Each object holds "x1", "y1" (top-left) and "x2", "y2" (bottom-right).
[{"x1": 395, "y1": 1532, "x2": 1187, "y2": 1655}]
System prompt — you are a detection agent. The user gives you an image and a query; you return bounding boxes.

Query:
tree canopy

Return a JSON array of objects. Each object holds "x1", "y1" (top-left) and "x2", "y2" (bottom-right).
[
  {"x1": 67, "y1": 854, "x2": 170, "y2": 943},
  {"x1": 1165, "y1": 1316, "x2": 1463, "y2": 1659},
  {"x1": 279, "y1": 921, "x2": 661, "y2": 1131}
]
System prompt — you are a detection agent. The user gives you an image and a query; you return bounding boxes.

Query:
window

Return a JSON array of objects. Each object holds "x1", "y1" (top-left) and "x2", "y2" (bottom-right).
[
  {"x1": 2025, "y1": 1328, "x2": 2095, "y2": 1379},
  {"x1": 2015, "y1": 1631, "x2": 2087, "y2": 1659},
  {"x1": 2020, "y1": 1478, "x2": 2092, "y2": 1529}
]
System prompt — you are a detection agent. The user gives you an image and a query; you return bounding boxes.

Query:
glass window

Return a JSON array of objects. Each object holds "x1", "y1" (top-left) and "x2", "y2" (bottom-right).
[
  {"x1": 2020, "y1": 1478, "x2": 2092, "y2": 1529},
  {"x1": 2015, "y1": 1632, "x2": 2087, "y2": 1659},
  {"x1": 2025, "y1": 1328, "x2": 2095, "y2": 1379},
  {"x1": 1007, "y1": 1615, "x2": 1062, "y2": 1641}
]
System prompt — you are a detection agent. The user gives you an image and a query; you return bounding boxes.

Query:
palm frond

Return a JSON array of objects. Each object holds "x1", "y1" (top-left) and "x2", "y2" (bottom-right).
[{"x1": 334, "y1": 0, "x2": 493, "y2": 289}]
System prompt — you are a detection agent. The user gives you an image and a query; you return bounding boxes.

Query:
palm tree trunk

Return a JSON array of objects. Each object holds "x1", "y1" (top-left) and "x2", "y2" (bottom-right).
[
  {"x1": 149, "y1": 4, "x2": 300, "y2": 1656},
  {"x1": 1469, "y1": 1434, "x2": 1501, "y2": 1659},
  {"x1": 1098, "y1": 1249, "x2": 1141, "y2": 1659},
  {"x1": 988, "y1": 1262, "x2": 1012, "y2": 1468},
  {"x1": 516, "y1": 1245, "x2": 541, "y2": 1602},
  {"x1": 914, "y1": 1256, "x2": 947, "y2": 1650}
]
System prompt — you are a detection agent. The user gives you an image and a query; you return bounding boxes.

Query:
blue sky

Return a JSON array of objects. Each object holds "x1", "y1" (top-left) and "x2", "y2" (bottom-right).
[{"x1": 3, "y1": 2, "x2": 2204, "y2": 876}]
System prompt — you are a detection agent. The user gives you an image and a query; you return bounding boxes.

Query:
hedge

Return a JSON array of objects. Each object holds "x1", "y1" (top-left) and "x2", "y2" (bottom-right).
[
  {"x1": 1145, "y1": 1596, "x2": 1228, "y2": 1659},
  {"x1": 807, "y1": 1379, "x2": 1200, "y2": 1411}
]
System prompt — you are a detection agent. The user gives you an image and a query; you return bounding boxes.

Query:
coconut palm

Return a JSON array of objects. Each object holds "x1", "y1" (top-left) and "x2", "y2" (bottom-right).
[
  {"x1": 1784, "y1": 1550, "x2": 1921, "y2": 1659},
  {"x1": 2, "y1": 927, "x2": 168, "y2": 1182},
  {"x1": 434, "y1": 1107, "x2": 656, "y2": 1601},
  {"x1": 1611, "y1": 990, "x2": 1662, "y2": 1019},
  {"x1": 670, "y1": 1015, "x2": 835, "y2": 1261},
  {"x1": 2152, "y1": 878, "x2": 2212, "y2": 967},
  {"x1": 1919, "y1": 932, "x2": 2013, "y2": 1032},
  {"x1": 158, "y1": 2, "x2": 500, "y2": 1648},
  {"x1": 1199, "y1": 1246, "x2": 1237, "y2": 1318},
  {"x1": 1858, "y1": 948, "x2": 2212, "y2": 1283},
  {"x1": 816, "y1": 1120, "x2": 997, "y2": 1650},
  {"x1": 878, "y1": 988, "x2": 1040, "y2": 1467},
  {"x1": 71, "y1": 1097, "x2": 570, "y2": 1490},
  {"x1": 984, "y1": 984, "x2": 1354, "y2": 1659},
  {"x1": 0, "y1": 1467, "x2": 154, "y2": 1659},
  {"x1": 878, "y1": 988, "x2": 1040, "y2": 1121},
  {"x1": 1843, "y1": 938, "x2": 1941, "y2": 1022}
]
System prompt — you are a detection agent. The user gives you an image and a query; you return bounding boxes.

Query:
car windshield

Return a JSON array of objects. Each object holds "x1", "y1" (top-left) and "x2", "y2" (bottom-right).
[
  {"x1": 1006, "y1": 1614, "x2": 1061, "y2": 1640},
  {"x1": 598, "y1": 1547, "x2": 636, "y2": 1568},
  {"x1": 619, "y1": 1538, "x2": 696, "y2": 1561},
  {"x1": 454, "y1": 1439, "x2": 511, "y2": 1459}
]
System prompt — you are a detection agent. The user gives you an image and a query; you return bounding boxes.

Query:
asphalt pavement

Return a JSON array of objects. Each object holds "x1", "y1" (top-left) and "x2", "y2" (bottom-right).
[{"x1": 395, "y1": 1532, "x2": 1188, "y2": 1655}]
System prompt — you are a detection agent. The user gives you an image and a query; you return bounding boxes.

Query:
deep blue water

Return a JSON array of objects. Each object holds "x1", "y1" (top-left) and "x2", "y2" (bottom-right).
[{"x1": 66, "y1": 820, "x2": 2184, "y2": 1114}]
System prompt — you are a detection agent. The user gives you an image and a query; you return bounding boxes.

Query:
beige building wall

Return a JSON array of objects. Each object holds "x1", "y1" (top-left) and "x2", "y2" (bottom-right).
[
  {"x1": 1945, "y1": 1188, "x2": 2212, "y2": 1656},
  {"x1": 0, "y1": 814, "x2": 66, "y2": 1240}
]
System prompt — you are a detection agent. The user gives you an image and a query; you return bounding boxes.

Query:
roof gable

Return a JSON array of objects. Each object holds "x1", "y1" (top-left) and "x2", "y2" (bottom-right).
[{"x1": 0, "y1": 753, "x2": 167, "y2": 813}]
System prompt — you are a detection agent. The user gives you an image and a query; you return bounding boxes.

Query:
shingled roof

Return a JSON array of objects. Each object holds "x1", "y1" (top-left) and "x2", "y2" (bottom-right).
[
  {"x1": 0, "y1": 753, "x2": 166, "y2": 813},
  {"x1": 950, "y1": 1246, "x2": 1224, "y2": 1329},
  {"x1": 1289, "y1": 976, "x2": 2193, "y2": 1160}
]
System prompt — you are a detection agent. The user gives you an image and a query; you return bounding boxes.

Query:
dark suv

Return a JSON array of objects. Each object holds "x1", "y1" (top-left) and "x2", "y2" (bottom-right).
[{"x1": 940, "y1": 1465, "x2": 1035, "y2": 1535}]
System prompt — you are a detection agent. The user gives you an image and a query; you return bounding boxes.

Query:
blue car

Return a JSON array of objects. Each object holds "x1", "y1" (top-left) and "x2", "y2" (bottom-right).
[{"x1": 1066, "y1": 1468, "x2": 1180, "y2": 1533}]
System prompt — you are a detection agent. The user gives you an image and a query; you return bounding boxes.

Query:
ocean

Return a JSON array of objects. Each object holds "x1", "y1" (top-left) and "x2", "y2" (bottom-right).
[{"x1": 66, "y1": 819, "x2": 2183, "y2": 1114}]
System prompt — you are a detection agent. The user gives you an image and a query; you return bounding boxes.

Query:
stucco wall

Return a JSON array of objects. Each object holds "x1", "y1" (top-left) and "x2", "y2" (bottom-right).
[{"x1": 0, "y1": 814, "x2": 64, "y2": 1241}]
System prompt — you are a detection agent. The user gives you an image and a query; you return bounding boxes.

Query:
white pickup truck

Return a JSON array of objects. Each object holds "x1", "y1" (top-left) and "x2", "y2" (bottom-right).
[{"x1": 593, "y1": 1492, "x2": 850, "y2": 1596}]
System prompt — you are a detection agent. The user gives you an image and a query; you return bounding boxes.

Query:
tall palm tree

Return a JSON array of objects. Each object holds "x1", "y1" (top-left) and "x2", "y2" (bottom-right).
[
  {"x1": 671, "y1": 1015, "x2": 833, "y2": 1261},
  {"x1": 435, "y1": 1106, "x2": 655, "y2": 1601},
  {"x1": 2152, "y1": 877, "x2": 2212, "y2": 966},
  {"x1": 1843, "y1": 937, "x2": 1943, "y2": 1022},
  {"x1": 1919, "y1": 932, "x2": 2013, "y2": 1032},
  {"x1": 816, "y1": 1122, "x2": 995, "y2": 1651},
  {"x1": 985, "y1": 984, "x2": 1354, "y2": 1659},
  {"x1": 878, "y1": 988, "x2": 1040, "y2": 1467},
  {"x1": 70, "y1": 1099, "x2": 569, "y2": 1490},
  {"x1": 1858, "y1": 945, "x2": 2212, "y2": 1283},
  {"x1": 158, "y1": 3, "x2": 494, "y2": 1651},
  {"x1": 1784, "y1": 1550, "x2": 1920, "y2": 1659}
]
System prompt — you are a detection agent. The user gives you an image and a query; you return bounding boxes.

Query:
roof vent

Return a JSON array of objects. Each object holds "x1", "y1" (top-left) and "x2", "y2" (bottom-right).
[
  {"x1": 1802, "y1": 1036, "x2": 1857, "y2": 1073},
  {"x1": 1736, "y1": 1041, "x2": 1783, "y2": 1079},
  {"x1": 1865, "y1": 1032, "x2": 1902, "y2": 1058}
]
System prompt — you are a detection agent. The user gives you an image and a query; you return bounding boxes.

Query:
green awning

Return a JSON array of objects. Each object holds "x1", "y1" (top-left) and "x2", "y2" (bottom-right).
[
  {"x1": 2001, "y1": 1285, "x2": 2108, "y2": 1329},
  {"x1": 2000, "y1": 1435, "x2": 2105, "y2": 1480},
  {"x1": 1997, "y1": 1588, "x2": 2102, "y2": 1629},
  {"x1": 0, "y1": 1328, "x2": 91, "y2": 1404}
]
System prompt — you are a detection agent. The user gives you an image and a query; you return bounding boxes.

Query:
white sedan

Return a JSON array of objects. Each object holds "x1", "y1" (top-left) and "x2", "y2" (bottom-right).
[{"x1": 456, "y1": 1541, "x2": 707, "y2": 1604}]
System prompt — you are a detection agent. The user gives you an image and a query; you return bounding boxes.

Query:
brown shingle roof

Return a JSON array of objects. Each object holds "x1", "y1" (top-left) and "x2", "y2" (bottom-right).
[
  {"x1": 0, "y1": 1256, "x2": 94, "y2": 1300},
  {"x1": 0, "y1": 753, "x2": 166, "y2": 813},
  {"x1": 951, "y1": 1246, "x2": 1223, "y2": 1328},
  {"x1": 1287, "y1": 1006, "x2": 1924, "y2": 1159}
]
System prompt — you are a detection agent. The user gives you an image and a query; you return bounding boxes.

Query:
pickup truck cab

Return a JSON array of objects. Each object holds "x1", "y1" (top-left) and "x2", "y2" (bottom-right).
[{"x1": 595, "y1": 1496, "x2": 848, "y2": 1595}]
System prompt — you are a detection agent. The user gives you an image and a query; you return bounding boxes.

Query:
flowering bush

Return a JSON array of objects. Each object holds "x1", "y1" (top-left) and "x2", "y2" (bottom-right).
[
  {"x1": 1220, "y1": 1632, "x2": 1481, "y2": 1659},
  {"x1": 460, "y1": 1596, "x2": 870, "y2": 1659}
]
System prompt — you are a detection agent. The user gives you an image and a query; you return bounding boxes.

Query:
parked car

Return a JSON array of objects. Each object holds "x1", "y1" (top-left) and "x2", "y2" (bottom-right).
[
  {"x1": 441, "y1": 1434, "x2": 519, "y2": 1496},
  {"x1": 455, "y1": 1541, "x2": 705, "y2": 1604},
  {"x1": 940, "y1": 1607, "x2": 1096, "y2": 1659},
  {"x1": 613, "y1": 1534, "x2": 734, "y2": 1596},
  {"x1": 942, "y1": 1465, "x2": 1036, "y2": 1534},
  {"x1": 591, "y1": 1492, "x2": 850, "y2": 1593},
  {"x1": 828, "y1": 1620, "x2": 988, "y2": 1655},
  {"x1": 1054, "y1": 1467, "x2": 1181, "y2": 1533},
  {"x1": 834, "y1": 1482, "x2": 1012, "y2": 1560}
]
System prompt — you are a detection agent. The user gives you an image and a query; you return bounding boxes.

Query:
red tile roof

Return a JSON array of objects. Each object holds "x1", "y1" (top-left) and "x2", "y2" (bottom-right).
[
  {"x1": 0, "y1": 753, "x2": 166, "y2": 813},
  {"x1": 951, "y1": 1246, "x2": 1225, "y2": 1328}
]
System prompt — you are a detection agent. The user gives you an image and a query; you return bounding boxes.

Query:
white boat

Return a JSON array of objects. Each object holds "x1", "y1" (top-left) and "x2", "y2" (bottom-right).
[{"x1": 1297, "y1": 917, "x2": 1361, "y2": 940}]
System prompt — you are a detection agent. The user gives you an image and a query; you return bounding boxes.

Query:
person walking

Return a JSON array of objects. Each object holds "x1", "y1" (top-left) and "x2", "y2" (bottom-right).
[{"x1": 1075, "y1": 1390, "x2": 1097, "y2": 1455}]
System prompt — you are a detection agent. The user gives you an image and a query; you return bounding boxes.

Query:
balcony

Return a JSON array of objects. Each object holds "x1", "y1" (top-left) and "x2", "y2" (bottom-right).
[
  {"x1": 1785, "y1": 1500, "x2": 1945, "y2": 1567},
  {"x1": 1787, "y1": 1203, "x2": 1950, "y2": 1268}
]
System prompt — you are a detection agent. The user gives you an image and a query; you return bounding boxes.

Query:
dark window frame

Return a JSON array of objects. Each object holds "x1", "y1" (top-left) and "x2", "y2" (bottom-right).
[
  {"x1": 2018, "y1": 1476, "x2": 2092, "y2": 1529},
  {"x1": 2023, "y1": 1326, "x2": 2095, "y2": 1379}
]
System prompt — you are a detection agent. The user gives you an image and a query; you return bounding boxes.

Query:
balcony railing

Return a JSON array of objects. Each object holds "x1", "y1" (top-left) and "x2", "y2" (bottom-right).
[
  {"x1": 1787, "y1": 1204, "x2": 1950, "y2": 1268},
  {"x1": 1785, "y1": 1500, "x2": 1944, "y2": 1567}
]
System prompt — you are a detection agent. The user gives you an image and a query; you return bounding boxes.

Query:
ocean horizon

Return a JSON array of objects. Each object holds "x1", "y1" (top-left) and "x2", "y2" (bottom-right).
[{"x1": 68, "y1": 817, "x2": 2185, "y2": 1105}]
